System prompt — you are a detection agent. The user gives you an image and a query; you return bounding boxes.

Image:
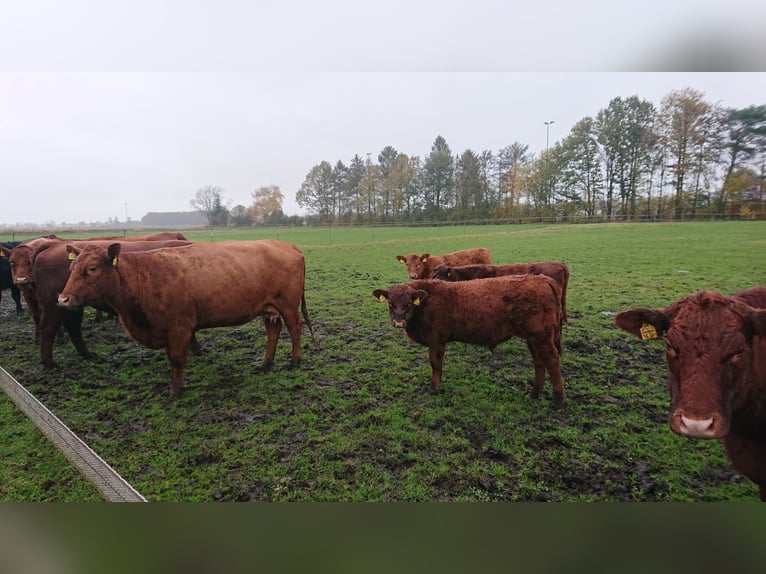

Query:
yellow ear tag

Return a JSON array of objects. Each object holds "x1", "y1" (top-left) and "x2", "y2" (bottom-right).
[
  {"x1": 112, "y1": 257, "x2": 118, "y2": 267},
  {"x1": 378, "y1": 295, "x2": 386, "y2": 302},
  {"x1": 413, "y1": 297, "x2": 421, "y2": 306},
  {"x1": 640, "y1": 323, "x2": 658, "y2": 340},
  {"x1": 421, "y1": 256, "x2": 428, "y2": 263},
  {"x1": 68, "y1": 252, "x2": 75, "y2": 260}
]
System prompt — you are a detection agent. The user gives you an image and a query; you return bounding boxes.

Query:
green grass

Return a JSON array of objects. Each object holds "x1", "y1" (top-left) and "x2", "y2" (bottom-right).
[{"x1": 1, "y1": 221, "x2": 765, "y2": 501}]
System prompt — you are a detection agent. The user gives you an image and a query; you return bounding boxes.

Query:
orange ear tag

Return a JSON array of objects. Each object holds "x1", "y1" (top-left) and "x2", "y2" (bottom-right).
[{"x1": 640, "y1": 323, "x2": 658, "y2": 340}]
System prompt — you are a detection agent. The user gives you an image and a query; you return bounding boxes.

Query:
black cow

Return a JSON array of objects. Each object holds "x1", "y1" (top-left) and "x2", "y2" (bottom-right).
[{"x1": 0, "y1": 241, "x2": 23, "y2": 315}]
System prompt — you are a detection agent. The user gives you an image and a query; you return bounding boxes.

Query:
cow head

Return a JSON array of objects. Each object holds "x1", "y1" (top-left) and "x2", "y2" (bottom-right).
[
  {"x1": 616, "y1": 290, "x2": 766, "y2": 440},
  {"x1": 373, "y1": 284, "x2": 428, "y2": 328},
  {"x1": 430, "y1": 263, "x2": 453, "y2": 280},
  {"x1": 5, "y1": 244, "x2": 36, "y2": 285},
  {"x1": 57, "y1": 243, "x2": 122, "y2": 308},
  {"x1": 396, "y1": 253, "x2": 429, "y2": 280}
]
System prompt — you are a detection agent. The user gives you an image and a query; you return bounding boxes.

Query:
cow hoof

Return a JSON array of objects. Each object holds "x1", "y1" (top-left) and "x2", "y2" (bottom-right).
[
  {"x1": 552, "y1": 395, "x2": 565, "y2": 409},
  {"x1": 528, "y1": 389, "x2": 542, "y2": 400}
]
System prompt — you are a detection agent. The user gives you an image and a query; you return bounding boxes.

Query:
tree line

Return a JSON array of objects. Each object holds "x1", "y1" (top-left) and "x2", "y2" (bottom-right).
[{"x1": 296, "y1": 88, "x2": 766, "y2": 223}]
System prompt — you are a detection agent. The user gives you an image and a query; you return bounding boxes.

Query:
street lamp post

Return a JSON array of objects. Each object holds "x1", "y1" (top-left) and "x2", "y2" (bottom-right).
[{"x1": 544, "y1": 120, "x2": 555, "y2": 151}]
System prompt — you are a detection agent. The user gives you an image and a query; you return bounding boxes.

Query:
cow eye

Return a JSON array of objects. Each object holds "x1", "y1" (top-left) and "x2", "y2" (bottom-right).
[{"x1": 87, "y1": 266, "x2": 97, "y2": 274}]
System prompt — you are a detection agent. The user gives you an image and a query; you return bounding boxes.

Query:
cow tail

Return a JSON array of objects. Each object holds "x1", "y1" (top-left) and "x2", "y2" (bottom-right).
[{"x1": 301, "y1": 292, "x2": 315, "y2": 341}]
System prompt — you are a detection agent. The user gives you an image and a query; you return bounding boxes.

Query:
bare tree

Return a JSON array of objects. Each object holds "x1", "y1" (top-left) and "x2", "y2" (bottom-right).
[{"x1": 191, "y1": 185, "x2": 229, "y2": 226}]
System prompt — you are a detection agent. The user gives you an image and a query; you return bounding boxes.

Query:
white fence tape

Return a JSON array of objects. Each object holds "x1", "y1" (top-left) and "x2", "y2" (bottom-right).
[{"x1": 0, "y1": 366, "x2": 146, "y2": 502}]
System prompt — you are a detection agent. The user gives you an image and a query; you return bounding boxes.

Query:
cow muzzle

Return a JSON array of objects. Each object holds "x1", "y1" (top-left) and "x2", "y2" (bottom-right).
[
  {"x1": 670, "y1": 409, "x2": 728, "y2": 439},
  {"x1": 14, "y1": 276, "x2": 30, "y2": 285},
  {"x1": 392, "y1": 319, "x2": 407, "y2": 328},
  {"x1": 57, "y1": 293, "x2": 80, "y2": 308}
]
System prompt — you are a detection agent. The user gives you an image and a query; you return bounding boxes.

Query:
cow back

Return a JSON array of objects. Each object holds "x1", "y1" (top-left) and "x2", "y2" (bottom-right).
[
  {"x1": 405, "y1": 274, "x2": 561, "y2": 347},
  {"x1": 96, "y1": 240, "x2": 305, "y2": 329}
]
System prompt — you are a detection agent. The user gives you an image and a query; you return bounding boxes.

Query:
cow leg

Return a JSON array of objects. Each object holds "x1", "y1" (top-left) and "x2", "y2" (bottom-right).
[
  {"x1": 544, "y1": 355, "x2": 565, "y2": 408},
  {"x1": 427, "y1": 344, "x2": 446, "y2": 393},
  {"x1": 261, "y1": 315, "x2": 283, "y2": 371},
  {"x1": 165, "y1": 344, "x2": 189, "y2": 397},
  {"x1": 38, "y1": 310, "x2": 62, "y2": 367},
  {"x1": 11, "y1": 285, "x2": 23, "y2": 314},
  {"x1": 189, "y1": 334, "x2": 203, "y2": 356},
  {"x1": 281, "y1": 306, "x2": 303, "y2": 366},
  {"x1": 62, "y1": 309, "x2": 95, "y2": 360},
  {"x1": 526, "y1": 341, "x2": 546, "y2": 400},
  {"x1": 526, "y1": 338, "x2": 564, "y2": 407},
  {"x1": 21, "y1": 289, "x2": 41, "y2": 342}
]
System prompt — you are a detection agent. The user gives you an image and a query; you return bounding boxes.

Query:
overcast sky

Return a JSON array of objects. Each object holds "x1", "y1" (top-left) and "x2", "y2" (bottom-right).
[{"x1": 1, "y1": 2, "x2": 764, "y2": 225}]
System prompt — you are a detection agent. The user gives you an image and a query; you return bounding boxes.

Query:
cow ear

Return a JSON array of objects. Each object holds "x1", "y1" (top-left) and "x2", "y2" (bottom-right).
[
  {"x1": 744, "y1": 308, "x2": 766, "y2": 340},
  {"x1": 396, "y1": 255, "x2": 406, "y2": 264},
  {"x1": 412, "y1": 290, "x2": 428, "y2": 306},
  {"x1": 372, "y1": 289, "x2": 389, "y2": 302},
  {"x1": 107, "y1": 243, "x2": 122, "y2": 267},
  {"x1": 615, "y1": 308, "x2": 670, "y2": 340},
  {"x1": 65, "y1": 244, "x2": 82, "y2": 261},
  {"x1": 421, "y1": 254, "x2": 430, "y2": 263}
]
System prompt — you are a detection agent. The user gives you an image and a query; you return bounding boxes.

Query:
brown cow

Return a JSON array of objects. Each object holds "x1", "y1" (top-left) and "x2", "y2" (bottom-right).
[
  {"x1": 430, "y1": 262, "x2": 570, "y2": 322},
  {"x1": 4, "y1": 239, "x2": 191, "y2": 365},
  {"x1": 396, "y1": 248, "x2": 492, "y2": 280},
  {"x1": 373, "y1": 274, "x2": 565, "y2": 406},
  {"x1": 0, "y1": 232, "x2": 188, "y2": 338},
  {"x1": 615, "y1": 287, "x2": 766, "y2": 500},
  {"x1": 57, "y1": 240, "x2": 313, "y2": 396}
]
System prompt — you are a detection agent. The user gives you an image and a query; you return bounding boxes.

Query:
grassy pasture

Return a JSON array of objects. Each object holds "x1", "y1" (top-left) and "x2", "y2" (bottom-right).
[{"x1": 0, "y1": 221, "x2": 764, "y2": 501}]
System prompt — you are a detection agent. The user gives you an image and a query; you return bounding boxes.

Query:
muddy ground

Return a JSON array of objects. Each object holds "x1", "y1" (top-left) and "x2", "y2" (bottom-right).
[{"x1": 0, "y1": 291, "x2": 752, "y2": 502}]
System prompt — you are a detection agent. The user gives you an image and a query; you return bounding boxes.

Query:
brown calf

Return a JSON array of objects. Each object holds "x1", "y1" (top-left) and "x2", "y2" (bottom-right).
[
  {"x1": 57, "y1": 240, "x2": 313, "y2": 396},
  {"x1": 430, "y1": 262, "x2": 570, "y2": 322},
  {"x1": 395, "y1": 248, "x2": 492, "y2": 280},
  {"x1": 373, "y1": 274, "x2": 565, "y2": 406},
  {"x1": 615, "y1": 287, "x2": 766, "y2": 500}
]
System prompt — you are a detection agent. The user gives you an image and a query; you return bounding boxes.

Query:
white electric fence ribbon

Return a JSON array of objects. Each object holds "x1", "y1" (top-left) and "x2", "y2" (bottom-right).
[{"x1": 0, "y1": 366, "x2": 146, "y2": 502}]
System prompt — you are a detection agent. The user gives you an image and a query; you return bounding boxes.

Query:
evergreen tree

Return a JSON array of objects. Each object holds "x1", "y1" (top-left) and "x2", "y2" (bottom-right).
[{"x1": 422, "y1": 136, "x2": 454, "y2": 218}]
